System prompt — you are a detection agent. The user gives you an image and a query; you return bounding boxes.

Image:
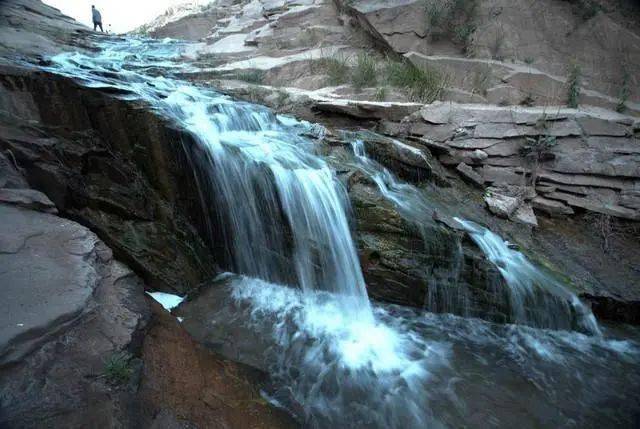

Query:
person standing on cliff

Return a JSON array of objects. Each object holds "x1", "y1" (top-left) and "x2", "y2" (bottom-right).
[{"x1": 91, "y1": 5, "x2": 103, "y2": 32}]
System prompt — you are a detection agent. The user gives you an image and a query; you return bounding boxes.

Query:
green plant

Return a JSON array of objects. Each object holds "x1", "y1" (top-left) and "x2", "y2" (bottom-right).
[
  {"x1": 472, "y1": 65, "x2": 492, "y2": 96},
  {"x1": 453, "y1": 23, "x2": 476, "y2": 50},
  {"x1": 524, "y1": 57, "x2": 535, "y2": 65},
  {"x1": 234, "y1": 69, "x2": 265, "y2": 84},
  {"x1": 489, "y1": 26, "x2": 505, "y2": 61},
  {"x1": 104, "y1": 352, "x2": 132, "y2": 385},
  {"x1": 520, "y1": 133, "x2": 557, "y2": 185},
  {"x1": 374, "y1": 87, "x2": 387, "y2": 101},
  {"x1": 351, "y1": 52, "x2": 378, "y2": 89},
  {"x1": 385, "y1": 58, "x2": 447, "y2": 103},
  {"x1": 319, "y1": 53, "x2": 350, "y2": 86},
  {"x1": 424, "y1": 0, "x2": 478, "y2": 51},
  {"x1": 616, "y1": 68, "x2": 630, "y2": 113},
  {"x1": 566, "y1": 60, "x2": 581, "y2": 108}
]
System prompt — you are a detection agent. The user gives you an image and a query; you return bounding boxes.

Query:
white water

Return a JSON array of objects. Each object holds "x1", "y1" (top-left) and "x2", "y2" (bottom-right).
[
  {"x1": 45, "y1": 37, "x2": 371, "y2": 318},
  {"x1": 37, "y1": 37, "x2": 640, "y2": 428},
  {"x1": 350, "y1": 138, "x2": 599, "y2": 333},
  {"x1": 454, "y1": 218, "x2": 600, "y2": 334}
]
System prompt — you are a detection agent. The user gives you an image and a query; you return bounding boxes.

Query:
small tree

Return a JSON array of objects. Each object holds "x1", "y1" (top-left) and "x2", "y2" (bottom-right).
[
  {"x1": 520, "y1": 134, "x2": 557, "y2": 186},
  {"x1": 567, "y1": 60, "x2": 581, "y2": 108}
]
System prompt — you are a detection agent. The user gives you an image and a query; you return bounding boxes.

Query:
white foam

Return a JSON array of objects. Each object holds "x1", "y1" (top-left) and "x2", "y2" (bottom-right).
[{"x1": 146, "y1": 291, "x2": 185, "y2": 311}]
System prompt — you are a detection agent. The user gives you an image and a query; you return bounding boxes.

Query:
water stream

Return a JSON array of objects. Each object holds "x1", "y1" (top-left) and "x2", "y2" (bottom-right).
[{"x1": 39, "y1": 37, "x2": 640, "y2": 428}]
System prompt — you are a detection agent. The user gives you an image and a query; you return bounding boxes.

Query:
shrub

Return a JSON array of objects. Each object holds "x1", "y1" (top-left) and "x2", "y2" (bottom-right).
[
  {"x1": 424, "y1": 0, "x2": 478, "y2": 52},
  {"x1": 566, "y1": 60, "x2": 581, "y2": 108},
  {"x1": 374, "y1": 87, "x2": 387, "y2": 101},
  {"x1": 234, "y1": 69, "x2": 265, "y2": 84},
  {"x1": 104, "y1": 352, "x2": 132, "y2": 385},
  {"x1": 385, "y1": 58, "x2": 446, "y2": 103},
  {"x1": 319, "y1": 53, "x2": 350, "y2": 86},
  {"x1": 472, "y1": 65, "x2": 492, "y2": 96},
  {"x1": 351, "y1": 52, "x2": 378, "y2": 89},
  {"x1": 616, "y1": 69, "x2": 630, "y2": 113}
]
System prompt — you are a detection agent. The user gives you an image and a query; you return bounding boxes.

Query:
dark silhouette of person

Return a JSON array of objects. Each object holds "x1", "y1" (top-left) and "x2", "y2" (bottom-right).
[{"x1": 91, "y1": 5, "x2": 103, "y2": 32}]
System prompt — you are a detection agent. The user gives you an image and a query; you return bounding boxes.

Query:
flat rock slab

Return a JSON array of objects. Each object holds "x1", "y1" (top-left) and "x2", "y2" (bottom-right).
[
  {"x1": 0, "y1": 188, "x2": 57, "y2": 213},
  {"x1": 0, "y1": 204, "x2": 100, "y2": 363}
]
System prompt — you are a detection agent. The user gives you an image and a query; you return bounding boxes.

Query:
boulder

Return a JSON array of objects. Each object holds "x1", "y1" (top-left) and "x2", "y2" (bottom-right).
[
  {"x1": 484, "y1": 188, "x2": 520, "y2": 218},
  {"x1": 511, "y1": 203, "x2": 538, "y2": 227}
]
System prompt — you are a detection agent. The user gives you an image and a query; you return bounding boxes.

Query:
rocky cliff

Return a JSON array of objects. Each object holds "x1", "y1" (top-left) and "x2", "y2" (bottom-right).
[
  {"x1": 1, "y1": 0, "x2": 639, "y2": 426},
  {"x1": 135, "y1": 0, "x2": 640, "y2": 320}
]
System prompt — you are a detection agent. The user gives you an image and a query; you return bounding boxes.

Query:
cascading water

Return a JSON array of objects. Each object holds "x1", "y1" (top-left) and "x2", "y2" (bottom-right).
[
  {"x1": 454, "y1": 218, "x2": 600, "y2": 334},
  {"x1": 45, "y1": 37, "x2": 371, "y2": 317},
  {"x1": 349, "y1": 138, "x2": 598, "y2": 333},
  {"x1": 39, "y1": 37, "x2": 640, "y2": 428}
]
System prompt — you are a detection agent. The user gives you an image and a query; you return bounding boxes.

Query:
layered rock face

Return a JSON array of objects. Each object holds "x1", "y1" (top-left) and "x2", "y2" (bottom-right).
[
  {"x1": 0, "y1": 65, "x2": 217, "y2": 294},
  {"x1": 380, "y1": 102, "x2": 640, "y2": 222},
  {"x1": 132, "y1": 0, "x2": 639, "y2": 322},
  {"x1": 339, "y1": 0, "x2": 640, "y2": 112}
]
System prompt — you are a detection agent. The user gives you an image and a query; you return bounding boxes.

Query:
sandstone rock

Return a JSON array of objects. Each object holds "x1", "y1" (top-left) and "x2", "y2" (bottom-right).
[
  {"x1": 546, "y1": 191, "x2": 640, "y2": 220},
  {"x1": 479, "y1": 165, "x2": 523, "y2": 185},
  {"x1": 456, "y1": 162, "x2": 484, "y2": 188},
  {"x1": 577, "y1": 117, "x2": 630, "y2": 137},
  {"x1": 469, "y1": 149, "x2": 489, "y2": 162},
  {"x1": 511, "y1": 203, "x2": 538, "y2": 227},
  {"x1": 536, "y1": 185, "x2": 556, "y2": 194},
  {"x1": 484, "y1": 188, "x2": 520, "y2": 218},
  {"x1": 532, "y1": 196, "x2": 574, "y2": 216},
  {"x1": 0, "y1": 187, "x2": 57, "y2": 213},
  {"x1": 485, "y1": 84, "x2": 525, "y2": 106},
  {"x1": 0, "y1": 204, "x2": 98, "y2": 363},
  {"x1": 447, "y1": 138, "x2": 501, "y2": 150},
  {"x1": 0, "y1": 69, "x2": 217, "y2": 294},
  {"x1": 0, "y1": 202, "x2": 153, "y2": 427},
  {"x1": 620, "y1": 190, "x2": 640, "y2": 210},
  {"x1": 314, "y1": 100, "x2": 422, "y2": 122},
  {"x1": 0, "y1": 152, "x2": 28, "y2": 188},
  {"x1": 358, "y1": 132, "x2": 437, "y2": 183}
]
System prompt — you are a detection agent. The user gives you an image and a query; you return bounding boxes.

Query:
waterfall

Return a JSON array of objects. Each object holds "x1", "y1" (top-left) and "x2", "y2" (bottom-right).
[
  {"x1": 46, "y1": 38, "x2": 371, "y2": 317},
  {"x1": 454, "y1": 218, "x2": 600, "y2": 334},
  {"x1": 349, "y1": 138, "x2": 600, "y2": 334},
  {"x1": 38, "y1": 36, "x2": 640, "y2": 429}
]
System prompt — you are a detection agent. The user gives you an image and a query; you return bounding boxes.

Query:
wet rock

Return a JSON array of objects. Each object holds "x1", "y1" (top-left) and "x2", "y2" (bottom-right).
[
  {"x1": 357, "y1": 132, "x2": 437, "y2": 183},
  {"x1": 0, "y1": 68, "x2": 217, "y2": 294},
  {"x1": 140, "y1": 299, "x2": 298, "y2": 429}
]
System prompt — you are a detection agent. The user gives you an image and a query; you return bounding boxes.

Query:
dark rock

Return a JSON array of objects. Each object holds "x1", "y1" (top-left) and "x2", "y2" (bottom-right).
[
  {"x1": 0, "y1": 204, "x2": 152, "y2": 427},
  {"x1": 456, "y1": 162, "x2": 484, "y2": 188},
  {"x1": 0, "y1": 67, "x2": 217, "y2": 294}
]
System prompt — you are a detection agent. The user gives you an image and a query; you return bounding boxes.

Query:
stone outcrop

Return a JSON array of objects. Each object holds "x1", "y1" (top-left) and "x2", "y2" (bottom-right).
[
  {"x1": 338, "y1": 0, "x2": 640, "y2": 110},
  {"x1": 0, "y1": 65, "x2": 218, "y2": 294},
  {"x1": 381, "y1": 102, "x2": 640, "y2": 222},
  {"x1": 0, "y1": 199, "x2": 152, "y2": 426}
]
